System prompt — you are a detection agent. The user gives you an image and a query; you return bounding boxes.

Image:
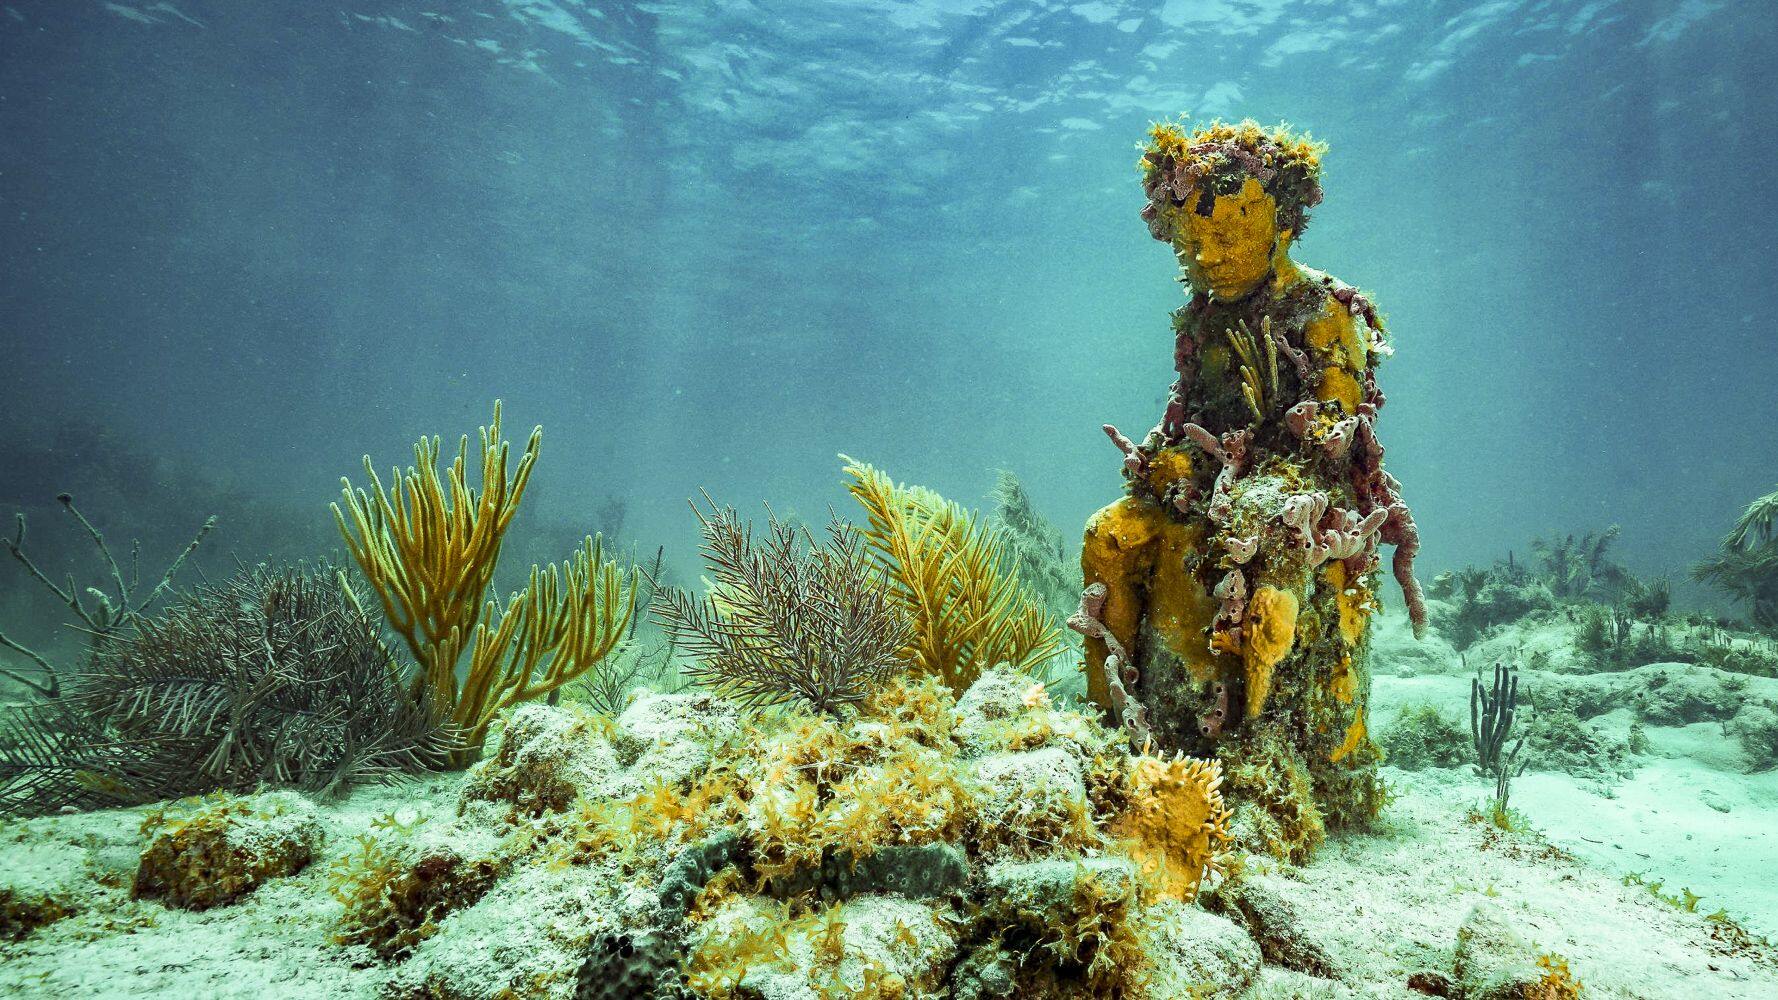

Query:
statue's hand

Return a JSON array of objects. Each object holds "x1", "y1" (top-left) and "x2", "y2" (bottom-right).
[{"x1": 1158, "y1": 384, "x2": 1187, "y2": 443}]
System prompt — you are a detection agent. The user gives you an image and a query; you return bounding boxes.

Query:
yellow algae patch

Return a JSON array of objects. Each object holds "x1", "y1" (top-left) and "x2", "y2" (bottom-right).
[
  {"x1": 1143, "y1": 446, "x2": 1194, "y2": 498},
  {"x1": 1330, "y1": 707, "x2": 1367, "y2": 763},
  {"x1": 1109, "y1": 754, "x2": 1232, "y2": 901},
  {"x1": 1243, "y1": 586, "x2": 1299, "y2": 717}
]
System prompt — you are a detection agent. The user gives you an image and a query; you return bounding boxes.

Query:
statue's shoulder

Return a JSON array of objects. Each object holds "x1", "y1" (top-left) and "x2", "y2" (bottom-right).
[
  {"x1": 1283, "y1": 265, "x2": 1387, "y2": 413},
  {"x1": 1288, "y1": 264, "x2": 1382, "y2": 333},
  {"x1": 1169, "y1": 288, "x2": 1213, "y2": 332}
]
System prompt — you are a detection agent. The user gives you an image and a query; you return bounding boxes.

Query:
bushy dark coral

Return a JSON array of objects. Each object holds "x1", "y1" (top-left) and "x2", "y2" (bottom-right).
[
  {"x1": 1432, "y1": 564, "x2": 1557, "y2": 650},
  {"x1": 988, "y1": 469, "x2": 1078, "y2": 622},
  {"x1": 1531, "y1": 526, "x2": 1630, "y2": 601},
  {"x1": 0, "y1": 494, "x2": 214, "y2": 699},
  {"x1": 651, "y1": 493, "x2": 911, "y2": 716},
  {"x1": 1377, "y1": 704, "x2": 1469, "y2": 771},
  {"x1": 1694, "y1": 485, "x2": 1778, "y2": 632},
  {"x1": 1524, "y1": 707, "x2": 1636, "y2": 784},
  {"x1": 0, "y1": 564, "x2": 451, "y2": 817}
]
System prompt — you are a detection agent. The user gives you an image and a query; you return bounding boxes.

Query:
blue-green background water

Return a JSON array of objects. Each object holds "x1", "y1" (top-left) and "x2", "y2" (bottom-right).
[{"x1": 1, "y1": 0, "x2": 1774, "y2": 652}]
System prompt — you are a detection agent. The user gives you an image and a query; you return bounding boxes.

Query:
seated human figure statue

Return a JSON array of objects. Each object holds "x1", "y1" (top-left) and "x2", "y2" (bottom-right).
[{"x1": 1069, "y1": 120, "x2": 1424, "y2": 861}]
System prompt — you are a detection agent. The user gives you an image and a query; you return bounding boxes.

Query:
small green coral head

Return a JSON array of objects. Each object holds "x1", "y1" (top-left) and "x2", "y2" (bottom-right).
[{"x1": 1140, "y1": 118, "x2": 1325, "y2": 244}]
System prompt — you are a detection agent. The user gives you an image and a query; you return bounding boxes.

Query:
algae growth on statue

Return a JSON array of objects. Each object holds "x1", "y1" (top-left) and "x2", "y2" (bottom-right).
[{"x1": 1071, "y1": 120, "x2": 1426, "y2": 863}]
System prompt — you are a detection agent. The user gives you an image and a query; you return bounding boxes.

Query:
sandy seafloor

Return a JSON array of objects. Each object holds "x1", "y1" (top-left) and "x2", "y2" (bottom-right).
[{"x1": 2, "y1": 604, "x2": 1775, "y2": 999}]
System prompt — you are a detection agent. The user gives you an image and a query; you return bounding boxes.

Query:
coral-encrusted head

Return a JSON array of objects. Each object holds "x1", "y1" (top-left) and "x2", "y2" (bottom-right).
[{"x1": 1139, "y1": 118, "x2": 1326, "y2": 245}]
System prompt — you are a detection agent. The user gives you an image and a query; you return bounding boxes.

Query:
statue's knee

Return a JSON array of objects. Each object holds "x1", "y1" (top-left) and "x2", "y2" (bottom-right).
[{"x1": 1083, "y1": 497, "x2": 1159, "y2": 580}]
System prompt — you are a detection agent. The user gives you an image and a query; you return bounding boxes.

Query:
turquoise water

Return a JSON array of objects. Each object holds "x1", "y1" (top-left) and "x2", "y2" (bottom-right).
[
  {"x1": 2, "y1": 1, "x2": 1772, "y2": 599},
  {"x1": 2, "y1": 3, "x2": 1777, "y2": 995}
]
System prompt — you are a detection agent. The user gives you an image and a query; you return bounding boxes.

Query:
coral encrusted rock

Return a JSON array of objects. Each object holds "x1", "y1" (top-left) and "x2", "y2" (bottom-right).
[
  {"x1": 1204, "y1": 870, "x2": 1341, "y2": 979},
  {"x1": 131, "y1": 791, "x2": 321, "y2": 911},
  {"x1": 394, "y1": 670, "x2": 1245, "y2": 998}
]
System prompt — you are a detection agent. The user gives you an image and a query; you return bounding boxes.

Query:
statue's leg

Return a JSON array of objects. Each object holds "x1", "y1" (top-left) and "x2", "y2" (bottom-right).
[{"x1": 1079, "y1": 495, "x2": 1162, "y2": 714}]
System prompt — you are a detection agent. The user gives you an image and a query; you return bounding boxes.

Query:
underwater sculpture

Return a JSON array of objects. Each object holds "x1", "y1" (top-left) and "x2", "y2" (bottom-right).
[{"x1": 1073, "y1": 120, "x2": 1425, "y2": 859}]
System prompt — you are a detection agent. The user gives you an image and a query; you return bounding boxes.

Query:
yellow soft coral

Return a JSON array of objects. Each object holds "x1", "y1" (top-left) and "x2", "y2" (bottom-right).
[
  {"x1": 1531, "y1": 954, "x2": 1585, "y2": 999},
  {"x1": 1109, "y1": 754, "x2": 1232, "y2": 901},
  {"x1": 335, "y1": 402, "x2": 635, "y2": 766},
  {"x1": 1243, "y1": 586, "x2": 1299, "y2": 717}
]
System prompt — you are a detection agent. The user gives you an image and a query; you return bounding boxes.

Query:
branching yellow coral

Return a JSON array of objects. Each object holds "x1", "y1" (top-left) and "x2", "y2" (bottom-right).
[
  {"x1": 841, "y1": 456, "x2": 1060, "y2": 692},
  {"x1": 1224, "y1": 316, "x2": 1280, "y2": 424},
  {"x1": 335, "y1": 402, "x2": 634, "y2": 766},
  {"x1": 1108, "y1": 754, "x2": 1232, "y2": 901},
  {"x1": 334, "y1": 401, "x2": 537, "y2": 698}
]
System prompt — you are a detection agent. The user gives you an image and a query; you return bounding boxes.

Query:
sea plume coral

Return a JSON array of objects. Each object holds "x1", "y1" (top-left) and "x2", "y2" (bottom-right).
[
  {"x1": 0, "y1": 564, "x2": 451, "y2": 816},
  {"x1": 841, "y1": 456, "x2": 1060, "y2": 693},
  {"x1": 987, "y1": 468, "x2": 1081, "y2": 623},
  {"x1": 651, "y1": 492, "x2": 910, "y2": 715},
  {"x1": 1694, "y1": 485, "x2": 1778, "y2": 632}
]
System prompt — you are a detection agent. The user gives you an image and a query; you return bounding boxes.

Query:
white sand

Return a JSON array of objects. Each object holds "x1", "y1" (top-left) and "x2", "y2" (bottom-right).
[{"x1": 1370, "y1": 605, "x2": 1778, "y2": 940}]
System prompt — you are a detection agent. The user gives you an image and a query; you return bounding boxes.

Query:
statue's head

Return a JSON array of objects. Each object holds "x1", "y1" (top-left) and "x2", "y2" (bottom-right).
[{"x1": 1139, "y1": 119, "x2": 1324, "y2": 302}]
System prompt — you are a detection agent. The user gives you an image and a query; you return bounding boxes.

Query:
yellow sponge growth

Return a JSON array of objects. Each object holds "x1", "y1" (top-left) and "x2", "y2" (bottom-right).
[
  {"x1": 1109, "y1": 754, "x2": 1232, "y2": 901},
  {"x1": 1323, "y1": 562, "x2": 1372, "y2": 647},
  {"x1": 1243, "y1": 586, "x2": 1299, "y2": 717},
  {"x1": 1143, "y1": 446, "x2": 1194, "y2": 496},
  {"x1": 1330, "y1": 708, "x2": 1368, "y2": 764}
]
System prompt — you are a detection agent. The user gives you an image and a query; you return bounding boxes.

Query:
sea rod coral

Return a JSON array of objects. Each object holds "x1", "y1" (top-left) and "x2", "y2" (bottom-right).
[{"x1": 333, "y1": 402, "x2": 636, "y2": 767}]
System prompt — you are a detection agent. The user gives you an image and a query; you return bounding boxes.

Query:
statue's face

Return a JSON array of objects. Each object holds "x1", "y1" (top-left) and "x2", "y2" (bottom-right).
[{"x1": 1171, "y1": 176, "x2": 1287, "y2": 302}]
